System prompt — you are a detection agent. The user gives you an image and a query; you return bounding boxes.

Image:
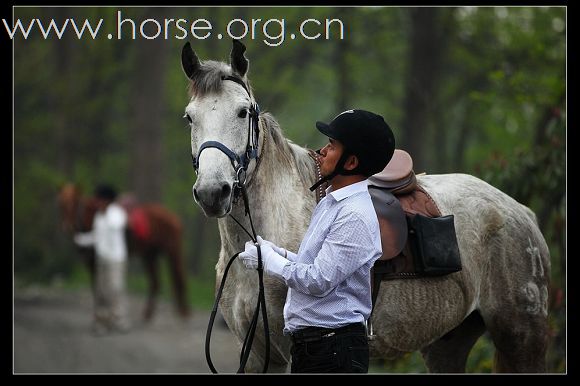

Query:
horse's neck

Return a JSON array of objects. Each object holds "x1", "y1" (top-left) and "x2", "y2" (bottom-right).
[
  {"x1": 78, "y1": 197, "x2": 98, "y2": 232},
  {"x1": 219, "y1": 122, "x2": 317, "y2": 254}
]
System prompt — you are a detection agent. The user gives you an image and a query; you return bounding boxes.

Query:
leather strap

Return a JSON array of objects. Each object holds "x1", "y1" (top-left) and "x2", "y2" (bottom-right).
[{"x1": 308, "y1": 150, "x2": 328, "y2": 203}]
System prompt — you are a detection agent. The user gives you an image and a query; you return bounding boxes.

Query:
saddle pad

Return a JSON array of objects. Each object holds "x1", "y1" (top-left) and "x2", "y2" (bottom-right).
[
  {"x1": 129, "y1": 207, "x2": 151, "y2": 242},
  {"x1": 397, "y1": 185, "x2": 441, "y2": 218}
]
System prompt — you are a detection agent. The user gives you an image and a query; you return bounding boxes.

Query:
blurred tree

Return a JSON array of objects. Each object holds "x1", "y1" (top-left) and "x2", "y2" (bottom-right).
[
  {"x1": 128, "y1": 8, "x2": 170, "y2": 202},
  {"x1": 400, "y1": 8, "x2": 447, "y2": 173},
  {"x1": 333, "y1": 7, "x2": 352, "y2": 112}
]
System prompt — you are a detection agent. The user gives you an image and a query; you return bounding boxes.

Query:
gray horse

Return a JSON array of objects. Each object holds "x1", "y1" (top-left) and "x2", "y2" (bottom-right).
[{"x1": 181, "y1": 40, "x2": 550, "y2": 373}]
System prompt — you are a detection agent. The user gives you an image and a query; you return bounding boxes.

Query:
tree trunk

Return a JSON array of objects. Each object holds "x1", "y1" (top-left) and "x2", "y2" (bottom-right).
[
  {"x1": 334, "y1": 7, "x2": 352, "y2": 113},
  {"x1": 401, "y1": 8, "x2": 445, "y2": 173},
  {"x1": 128, "y1": 8, "x2": 169, "y2": 202},
  {"x1": 51, "y1": 7, "x2": 75, "y2": 177}
]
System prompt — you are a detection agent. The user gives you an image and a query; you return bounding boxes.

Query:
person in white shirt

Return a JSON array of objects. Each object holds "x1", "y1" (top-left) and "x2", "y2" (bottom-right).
[
  {"x1": 75, "y1": 184, "x2": 131, "y2": 335},
  {"x1": 239, "y1": 109, "x2": 396, "y2": 373}
]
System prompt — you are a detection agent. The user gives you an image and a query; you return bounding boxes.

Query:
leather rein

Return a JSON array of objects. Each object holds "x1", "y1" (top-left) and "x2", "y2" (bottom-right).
[{"x1": 200, "y1": 75, "x2": 270, "y2": 374}]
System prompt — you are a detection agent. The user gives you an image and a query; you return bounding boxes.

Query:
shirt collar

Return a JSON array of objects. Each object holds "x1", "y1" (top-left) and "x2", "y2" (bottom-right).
[{"x1": 326, "y1": 180, "x2": 369, "y2": 202}]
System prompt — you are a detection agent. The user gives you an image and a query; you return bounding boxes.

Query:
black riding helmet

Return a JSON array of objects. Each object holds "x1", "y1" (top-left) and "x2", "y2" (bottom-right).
[
  {"x1": 94, "y1": 184, "x2": 118, "y2": 202},
  {"x1": 310, "y1": 109, "x2": 395, "y2": 191}
]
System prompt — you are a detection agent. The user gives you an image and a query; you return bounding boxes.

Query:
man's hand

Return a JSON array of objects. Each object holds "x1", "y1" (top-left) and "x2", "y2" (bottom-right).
[
  {"x1": 239, "y1": 241, "x2": 260, "y2": 270},
  {"x1": 238, "y1": 236, "x2": 290, "y2": 278}
]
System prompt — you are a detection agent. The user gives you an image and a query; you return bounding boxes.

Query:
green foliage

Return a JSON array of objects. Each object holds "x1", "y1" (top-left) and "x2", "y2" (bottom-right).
[
  {"x1": 466, "y1": 335, "x2": 495, "y2": 373},
  {"x1": 370, "y1": 352, "x2": 427, "y2": 374}
]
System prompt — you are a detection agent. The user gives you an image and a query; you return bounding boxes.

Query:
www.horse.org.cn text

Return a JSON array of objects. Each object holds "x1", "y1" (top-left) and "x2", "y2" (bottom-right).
[{"x1": 3, "y1": 10, "x2": 345, "y2": 47}]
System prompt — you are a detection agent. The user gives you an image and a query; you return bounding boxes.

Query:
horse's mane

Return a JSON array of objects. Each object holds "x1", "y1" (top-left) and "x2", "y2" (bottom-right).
[
  {"x1": 187, "y1": 60, "x2": 316, "y2": 190},
  {"x1": 258, "y1": 112, "x2": 316, "y2": 189}
]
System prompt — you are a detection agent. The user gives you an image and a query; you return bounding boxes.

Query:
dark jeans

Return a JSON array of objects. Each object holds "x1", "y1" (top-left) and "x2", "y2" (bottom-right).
[{"x1": 290, "y1": 323, "x2": 369, "y2": 373}]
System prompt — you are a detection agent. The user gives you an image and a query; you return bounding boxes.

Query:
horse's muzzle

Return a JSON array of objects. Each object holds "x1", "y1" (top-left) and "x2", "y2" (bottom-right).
[{"x1": 192, "y1": 182, "x2": 233, "y2": 217}]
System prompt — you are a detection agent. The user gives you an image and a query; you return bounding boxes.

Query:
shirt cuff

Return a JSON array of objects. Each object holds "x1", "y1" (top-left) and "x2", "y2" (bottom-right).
[
  {"x1": 284, "y1": 249, "x2": 298, "y2": 262},
  {"x1": 266, "y1": 252, "x2": 290, "y2": 279}
]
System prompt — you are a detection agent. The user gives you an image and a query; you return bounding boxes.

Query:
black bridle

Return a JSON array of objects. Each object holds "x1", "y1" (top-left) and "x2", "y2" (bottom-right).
[{"x1": 196, "y1": 75, "x2": 271, "y2": 374}]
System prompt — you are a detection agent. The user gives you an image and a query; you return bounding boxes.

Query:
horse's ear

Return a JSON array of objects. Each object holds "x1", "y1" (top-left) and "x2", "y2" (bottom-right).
[
  {"x1": 230, "y1": 39, "x2": 249, "y2": 78},
  {"x1": 181, "y1": 42, "x2": 200, "y2": 80}
]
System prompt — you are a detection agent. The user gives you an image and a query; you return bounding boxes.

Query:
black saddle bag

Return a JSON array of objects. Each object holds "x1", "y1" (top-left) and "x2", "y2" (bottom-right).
[{"x1": 408, "y1": 214, "x2": 462, "y2": 276}]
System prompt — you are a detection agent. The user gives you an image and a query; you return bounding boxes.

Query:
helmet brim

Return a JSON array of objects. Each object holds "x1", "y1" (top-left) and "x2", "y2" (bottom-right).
[{"x1": 315, "y1": 121, "x2": 335, "y2": 139}]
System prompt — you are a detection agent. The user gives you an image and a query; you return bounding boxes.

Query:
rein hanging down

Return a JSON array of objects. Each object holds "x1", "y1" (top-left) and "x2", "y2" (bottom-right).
[{"x1": 201, "y1": 75, "x2": 271, "y2": 374}]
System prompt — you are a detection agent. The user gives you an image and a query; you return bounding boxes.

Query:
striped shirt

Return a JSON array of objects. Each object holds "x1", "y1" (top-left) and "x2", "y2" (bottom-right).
[{"x1": 279, "y1": 180, "x2": 382, "y2": 334}]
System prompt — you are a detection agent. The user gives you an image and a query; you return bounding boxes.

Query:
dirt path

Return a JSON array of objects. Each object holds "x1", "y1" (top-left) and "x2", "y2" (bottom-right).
[{"x1": 13, "y1": 286, "x2": 241, "y2": 374}]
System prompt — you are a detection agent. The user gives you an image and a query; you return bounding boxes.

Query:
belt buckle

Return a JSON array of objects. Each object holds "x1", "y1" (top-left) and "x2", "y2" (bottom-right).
[{"x1": 322, "y1": 331, "x2": 335, "y2": 338}]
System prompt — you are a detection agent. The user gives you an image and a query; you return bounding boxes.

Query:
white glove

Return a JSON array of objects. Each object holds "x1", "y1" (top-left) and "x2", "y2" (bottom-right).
[
  {"x1": 73, "y1": 232, "x2": 95, "y2": 247},
  {"x1": 238, "y1": 236, "x2": 289, "y2": 278},
  {"x1": 258, "y1": 236, "x2": 297, "y2": 262}
]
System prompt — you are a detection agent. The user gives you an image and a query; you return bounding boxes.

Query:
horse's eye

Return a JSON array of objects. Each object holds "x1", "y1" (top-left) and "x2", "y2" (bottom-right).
[
  {"x1": 238, "y1": 109, "x2": 248, "y2": 119},
  {"x1": 183, "y1": 113, "x2": 193, "y2": 124}
]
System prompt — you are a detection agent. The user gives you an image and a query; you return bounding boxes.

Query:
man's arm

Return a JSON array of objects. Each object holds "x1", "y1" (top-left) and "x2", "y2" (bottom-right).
[
  {"x1": 280, "y1": 213, "x2": 380, "y2": 297},
  {"x1": 74, "y1": 232, "x2": 95, "y2": 247}
]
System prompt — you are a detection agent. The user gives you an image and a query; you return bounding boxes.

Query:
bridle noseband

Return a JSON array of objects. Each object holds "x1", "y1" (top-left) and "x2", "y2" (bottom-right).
[{"x1": 191, "y1": 75, "x2": 260, "y2": 196}]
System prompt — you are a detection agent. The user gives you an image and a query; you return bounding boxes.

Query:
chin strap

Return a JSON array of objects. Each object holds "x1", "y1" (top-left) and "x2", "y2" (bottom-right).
[{"x1": 309, "y1": 151, "x2": 360, "y2": 191}]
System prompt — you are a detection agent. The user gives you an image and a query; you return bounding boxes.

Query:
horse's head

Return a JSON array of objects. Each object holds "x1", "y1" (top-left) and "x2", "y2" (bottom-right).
[
  {"x1": 181, "y1": 40, "x2": 261, "y2": 218},
  {"x1": 57, "y1": 182, "x2": 82, "y2": 233}
]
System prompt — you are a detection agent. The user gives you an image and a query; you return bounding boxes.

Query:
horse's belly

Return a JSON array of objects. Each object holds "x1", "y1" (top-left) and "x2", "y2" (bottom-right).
[{"x1": 369, "y1": 274, "x2": 472, "y2": 356}]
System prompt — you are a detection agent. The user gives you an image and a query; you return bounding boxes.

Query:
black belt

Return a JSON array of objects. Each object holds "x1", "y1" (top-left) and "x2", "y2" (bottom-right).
[{"x1": 290, "y1": 323, "x2": 366, "y2": 344}]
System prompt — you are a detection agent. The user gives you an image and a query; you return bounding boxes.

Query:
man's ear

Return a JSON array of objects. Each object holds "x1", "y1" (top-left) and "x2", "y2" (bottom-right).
[{"x1": 344, "y1": 154, "x2": 359, "y2": 171}]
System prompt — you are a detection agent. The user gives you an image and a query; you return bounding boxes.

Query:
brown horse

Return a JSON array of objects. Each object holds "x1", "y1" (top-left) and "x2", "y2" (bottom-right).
[{"x1": 57, "y1": 182, "x2": 190, "y2": 321}]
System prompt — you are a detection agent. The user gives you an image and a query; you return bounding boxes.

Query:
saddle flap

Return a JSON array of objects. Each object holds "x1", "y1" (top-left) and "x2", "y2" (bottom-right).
[{"x1": 368, "y1": 187, "x2": 408, "y2": 260}]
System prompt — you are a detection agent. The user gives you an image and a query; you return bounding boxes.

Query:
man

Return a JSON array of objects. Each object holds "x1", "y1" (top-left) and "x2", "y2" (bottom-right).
[
  {"x1": 74, "y1": 184, "x2": 131, "y2": 335},
  {"x1": 239, "y1": 109, "x2": 395, "y2": 373}
]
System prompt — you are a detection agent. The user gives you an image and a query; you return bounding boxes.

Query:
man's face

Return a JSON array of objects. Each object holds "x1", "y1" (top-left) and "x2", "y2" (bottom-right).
[{"x1": 319, "y1": 138, "x2": 344, "y2": 177}]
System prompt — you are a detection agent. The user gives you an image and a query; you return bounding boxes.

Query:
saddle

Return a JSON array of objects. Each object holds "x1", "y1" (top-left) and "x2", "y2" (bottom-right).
[{"x1": 367, "y1": 149, "x2": 443, "y2": 279}]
